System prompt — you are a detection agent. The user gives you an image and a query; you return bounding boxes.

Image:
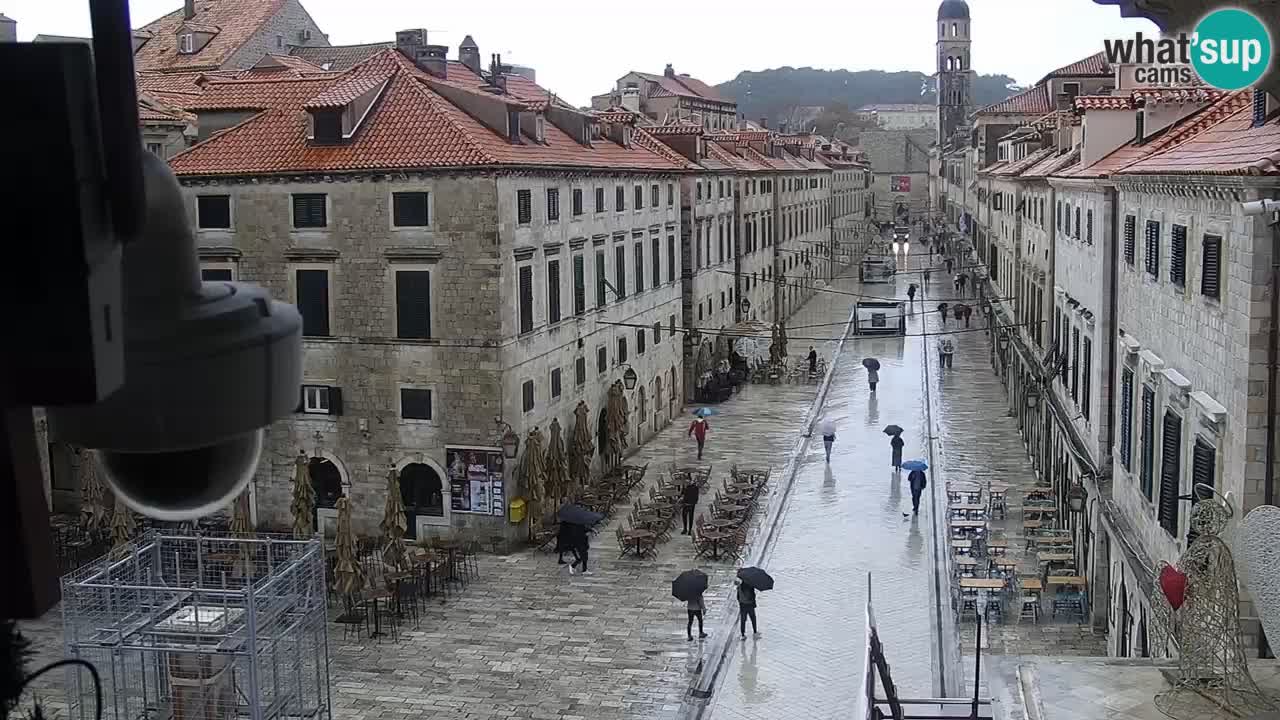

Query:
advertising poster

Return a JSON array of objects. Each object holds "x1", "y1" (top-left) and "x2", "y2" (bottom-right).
[
  {"x1": 445, "y1": 447, "x2": 505, "y2": 516},
  {"x1": 891, "y1": 176, "x2": 911, "y2": 192}
]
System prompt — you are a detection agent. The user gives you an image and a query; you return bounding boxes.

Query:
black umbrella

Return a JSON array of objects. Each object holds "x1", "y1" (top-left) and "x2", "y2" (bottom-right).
[
  {"x1": 558, "y1": 503, "x2": 605, "y2": 527},
  {"x1": 883, "y1": 424, "x2": 904, "y2": 436},
  {"x1": 862, "y1": 358, "x2": 881, "y2": 371},
  {"x1": 737, "y1": 566, "x2": 775, "y2": 591},
  {"x1": 671, "y1": 569, "x2": 709, "y2": 602}
]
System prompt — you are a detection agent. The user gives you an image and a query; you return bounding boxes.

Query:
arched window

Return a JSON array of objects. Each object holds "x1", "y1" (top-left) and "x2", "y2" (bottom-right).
[
  {"x1": 952, "y1": 22, "x2": 958, "y2": 36},
  {"x1": 310, "y1": 457, "x2": 343, "y2": 509},
  {"x1": 946, "y1": 57, "x2": 954, "y2": 72},
  {"x1": 400, "y1": 462, "x2": 445, "y2": 538}
]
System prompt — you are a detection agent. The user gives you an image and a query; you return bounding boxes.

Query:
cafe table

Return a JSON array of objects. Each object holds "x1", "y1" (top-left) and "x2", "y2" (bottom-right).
[
  {"x1": 1021, "y1": 578, "x2": 1044, "y2": 592},
  {"x1": 949, "y1": 503, "x2": 986, "y2": 518},
  {"x1": 951, "y1": 539, "x2": 973, "y2": 555},
  {"x1": 959, "y1": 577, "x2": 1006, "y2": 590},
  {"x1": 622, "y1": 529, "x2": 656, "y2": 558},
  {"x1": 716, "y1": 502, "x2": 747, "y2": 517},
  {"x1": 1047, "y1": 575, "x2": 1087, "y2": 588},
  {"x1": 954, "y1": 556, "x2": 979, "y2": 567},
  {"x1": 1037, "y1": 552, "x2": 1074, "y2": 563},
  {"x1": 702, "y1": 530, "x2": 731, "y2": 559},
  {"x1": 949, "y1": 519, "x2": 987, "y2": 529},
  {"x1": 724, "y1": 491, "x2": 754, "y2": 504}
]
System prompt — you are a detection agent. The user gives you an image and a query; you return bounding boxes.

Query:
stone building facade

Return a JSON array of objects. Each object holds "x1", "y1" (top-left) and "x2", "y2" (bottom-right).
[
  {"x1": 159, "y1": 42, "x2": 693, "y2": 544},
  {"x1": 592, "y1": 66, "x2": 737, "y2": 131},
  {"x1": 131, "y1": 0, "x2": 329, "y2": 73},
  {"x1": 858, "y1": 129, "x2": 932, "y2": 226}
]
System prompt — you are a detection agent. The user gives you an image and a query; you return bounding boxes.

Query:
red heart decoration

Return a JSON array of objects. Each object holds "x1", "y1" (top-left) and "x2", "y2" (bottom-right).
[{"x1": 1160, "y1": 565, "x2": 1188, "y2": 610}]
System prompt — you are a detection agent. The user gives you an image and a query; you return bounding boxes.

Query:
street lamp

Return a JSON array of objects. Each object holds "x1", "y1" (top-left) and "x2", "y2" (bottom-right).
[
  {"x1": 1067, "y1": 481, "x2": 1088, "y2": 514},
  {"x1": 687, "y1": 328, "x2": 702, "y2": 346},
  {"x1": 494, "y1": 418, "x2": 520, "y2": 459},
  {"x1": 998, "y1": 332, "x2": 1011, "y2": 354},
  {"x1": 1025, "y1": 385, "x2": 1041, "y2": 409},
  {"x1": 621, "y1": 365, "x2": 638, "y2": 391}
]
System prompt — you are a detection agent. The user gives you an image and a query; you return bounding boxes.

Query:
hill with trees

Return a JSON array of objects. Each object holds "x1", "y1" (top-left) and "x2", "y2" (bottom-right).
[{"x1": 717, "y1": 67, "x2": 1019, "y2": 131}]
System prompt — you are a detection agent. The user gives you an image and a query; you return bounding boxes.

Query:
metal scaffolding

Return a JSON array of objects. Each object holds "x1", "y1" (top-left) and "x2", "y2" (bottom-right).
[{"x1": 60, "y1": 530, "x2": 331, "y2": 720}]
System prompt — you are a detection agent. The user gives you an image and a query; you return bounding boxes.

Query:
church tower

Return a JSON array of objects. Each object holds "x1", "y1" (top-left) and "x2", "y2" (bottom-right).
[{"x1": 936, "y1": 0, "x2": 973, "y2": 147}]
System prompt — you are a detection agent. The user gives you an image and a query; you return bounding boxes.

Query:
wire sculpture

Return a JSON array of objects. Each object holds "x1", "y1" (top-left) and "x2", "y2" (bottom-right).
[{"x1": 1150, "y1": 485, "x2": 1277, "y2": 719}]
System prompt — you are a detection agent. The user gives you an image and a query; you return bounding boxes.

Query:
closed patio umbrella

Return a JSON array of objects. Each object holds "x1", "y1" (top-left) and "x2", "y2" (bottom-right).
[
  {"x1": 290, "y1": 451, "x2": 316, "y2": 539},
  {"x1": 333, "y1": 496, "x2": 364, "y2": 599},
  {"x1": 606, "y1": 381, "x2": 629, "y2": 466},
  {"x1": 230, "y1": 490, "x2": 254, "y2": 579},
  {"x1": 522, "y1": 426, "x2": 547, "y2": 536},
  {"x1": 568, "y1": 401, "x2": 594, "y2": 498},
  {"x1": 79, "y1": 449, "x2": 110, "y2": 538},
  {"x1": 109, "y1": 497, "x2": 135, "y2": 555},
  {"x1": 380, "y1": 465, "x2": 409, "y2": 572},
  {"x1": 545, "y1": 419, "x2": 570, "y2": 506}
]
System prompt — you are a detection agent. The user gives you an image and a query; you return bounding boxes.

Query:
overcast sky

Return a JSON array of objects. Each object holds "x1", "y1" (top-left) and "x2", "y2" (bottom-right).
[{"x1": 5, "y1": 0, "x2": 1155, "y2": 106}]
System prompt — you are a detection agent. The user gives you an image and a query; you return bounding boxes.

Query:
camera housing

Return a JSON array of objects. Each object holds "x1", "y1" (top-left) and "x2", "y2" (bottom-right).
[
  {"x1": 48, "y1": 151, "x2": 302, "y2": 520},
  {"x1": 1241, "y1": 199, "x2": 1280, "y2": 216}
]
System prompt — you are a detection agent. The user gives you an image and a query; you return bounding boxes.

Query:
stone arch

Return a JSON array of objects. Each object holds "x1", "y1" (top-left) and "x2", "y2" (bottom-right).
[
  {"x1": 309, "y1": 452, "x2": 349, "y2": 509},
  {"x1": 637, "y1": 385, "x2": 648, "y2": 443},
  {"x1": 395, "y1": 456, "x2": 450, "y2": 535},
  {"x1": 654, "y1": 374, "x2": 664, "y2": 425}
]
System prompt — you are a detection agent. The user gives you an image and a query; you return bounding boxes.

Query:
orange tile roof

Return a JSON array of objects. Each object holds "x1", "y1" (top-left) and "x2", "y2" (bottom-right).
[
  {"x1": 1039, "y1": 52, "x2": 1111, "y2": 83},
  {"x1": 1075, "y1": 94, "x2": 1133, "y2": 111},
  {"x1": 242, "y1": 54, "x2": 329, "y2": 76},
  {"x1": 1023, "y1": 147, "x2": 1080, "y2": 178},
  {"x1": 1118, "y1": 108, "x2": 1280, "y2": 176},
  {"x1": 636, "y1": 71, "x2": 729, "y2": 104},
  {"x1": 138, "y1": 92, "x2": 194, "y2": 124},
  {"x1": 995, "y1": 146, "x2": 1056, "y2": 176},
  {"x1": 133, "y1": 0, "x2": 290, "y2": 72},
  {"x1": 978, "y1": 85, "x2": 1051, "y2": 116},
  {"x1": 303, "y1": 71, "x2": 391, "y2": 109},
  {"x1": 289, "y1": 43, "x2": 393, "y2": 72},
  {"x1": 169, "y1": 49, "x2": 694, "y2": 177},
  {"x1": 646, "y1": 124, "x2": 702, "y2": 136},
  {"x1": 1131, "y1": 87, "x2": 1226, "y2": 106}
]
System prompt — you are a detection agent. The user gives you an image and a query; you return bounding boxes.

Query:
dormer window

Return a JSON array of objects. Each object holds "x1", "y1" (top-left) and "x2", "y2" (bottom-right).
[
  {"x1": 303, "y1": 74, "x2": 391, "y2": 144},
  {"x1": 535, "y1": 115, "x2": 546, "y2": 144},
  {"x1": 179, "y1": 33, "x2": 194, "y2": 54}
]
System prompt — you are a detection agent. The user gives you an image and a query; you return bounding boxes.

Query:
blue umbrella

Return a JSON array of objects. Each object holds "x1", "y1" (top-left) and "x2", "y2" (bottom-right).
[
  {"x1": 557, "y1": 503, "x2": 605, "y2": 527},
  {"x1": 901, "y1": 459, "x2": 929, "y2": 472},
  {"x1": 694, "y1": 407, "x2": 719, "y2": 417}
]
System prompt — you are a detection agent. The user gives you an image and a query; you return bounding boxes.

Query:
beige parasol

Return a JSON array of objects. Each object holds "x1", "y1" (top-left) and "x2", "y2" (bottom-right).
[
  {"x1": 229, "y1": 490, "x2": 255, "y2": 578},
  {"x1": 290, "y1": 451, "x2": 316, "y2": 539},
  {"x1": 544, "y1": 419, "x2": 570, "y2": 506},
  {"x1": 567, "y1": 401, "x2": 595, "y2": 498},
  {"x1": 109, "y1": 497, "x2": 135, "y2": 554},
  {"x1": 79, "y1": 449, "x2": 110, "y2": 537},
  {"x1": 333, "y1": 496, "x2": 364, "y2": 598},
  {"x1": 380, "y1": 464, "x2": 410, "y2": 572},
  {"x1": 521, "y1": 426, "x2": 546, "y2": 534},
  {"x1": 605, "y1": 381, "x2": 630, "y2": 467}
]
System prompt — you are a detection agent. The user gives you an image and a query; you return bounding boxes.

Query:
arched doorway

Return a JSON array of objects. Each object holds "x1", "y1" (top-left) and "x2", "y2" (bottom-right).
[
  {"x1": 637, "y1": 386, "x2": 648, "y2": 444},
  {"x1": 399, "y1": 461, "x2": 446, "y2": 539},
  {"x1": 1117, "y1": 576, "x2": 1132, "y2": 657},
  {"x1": 309, "y1": 455, "x2": 344, "y2": 540},
  {"x1": 669, "y1": 367, "x2": 677, "y2": 417},
  {"x1": 654, "y1": 375, "x2": 664, "y2": 428}
]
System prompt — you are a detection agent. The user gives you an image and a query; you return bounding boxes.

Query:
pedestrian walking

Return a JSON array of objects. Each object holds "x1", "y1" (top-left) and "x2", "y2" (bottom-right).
[
  {"x1": 689, "y1": 416, "x2": 710, "y2": 460},
  {"x1": 938, "y1": 302, "x2": 950, "y2": 325},
  {"x1": 945, "y1": 257, "x2": 954, "y2": 274},
  {"x1": 687, "y1": 591, "x2": 708, "y2": 641},
  {"x1": 958, "y1": 273, "x2": 968, "y2": 296},
  {"x1": 890, "y1": 433, "x2": 905, "y2": 471},
  {"x1": 907, "y1": 283, "x2": 917, "y2": 304},
  {"x1": 556, "y1": 521, "x2": 581, "y2": 566},
  {"x1": 923, "y1": 268, "x2": 932, "y2": 284},
  {"x1": 941, "y1": 338, "x2": 955, "y2": 368},
  {"x1": 569, "y1": 525, "x2": 591, "y2": 575},
  {"x1": 867, "y1": 366, "x2": 879, "y2": 393},
  {"x1": 958, "y1": 304, "x2": 972, "y2": 328},
  {"x1": 807, "y1": 346, "x2": 818, "y2": 375},
  {"x1": 820, "y1": 418, "x2": 836, "y2": 463},
  {"x1": 735, "y1": 578, "x2": 759, "y2": 639},
  {"x1": 954, "y1": 275, "x2": 962, "y2": 294},
  {"x1": 680, "y1": 480, "x2": 699, "y2": 535},
  {"x1": 907, "y1": 467, "x2": 928, "y2": 514}
]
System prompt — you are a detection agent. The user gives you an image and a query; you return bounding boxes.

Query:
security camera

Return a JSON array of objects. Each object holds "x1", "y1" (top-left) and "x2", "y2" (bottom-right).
[
  {"x1": 1241, "y1": 199, "x2": 1280, "y2": 216},
  {"x1": 48, "y1": 152, "x2": 303, "y2": 520}
]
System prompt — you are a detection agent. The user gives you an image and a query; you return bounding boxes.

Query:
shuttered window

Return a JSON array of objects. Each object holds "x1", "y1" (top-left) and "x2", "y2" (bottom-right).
[
  {"x1": 572, "y1": 188, "x2": 583, "y2": 216},
  {"x1": 546, "y1": 260, "x2": 561, "y2": 324},
  {"x1": 1082, "y1": 337, "x2": 1093, "y2": 421},
  {"x1": 392, "y1": 192, "x2": 429, "y2": 227},
  {"x1": 575, "y1": 357, "x2": 586, "y2": 386},
  {"x1": 1120, "y1": 368, "x2": 1134, "y2": 470},
  {"x1": 1124, "y1": 215, "x2": 1136, "y2": 265},
  {"x1": 1071, "y1": 327, "x2": 1080, "y2": 402},
  {"x1": 1140, "y1": 385, "x2": 1156, "y2": 500},
  {"x1": 546, "y1": 188, "x2": 560, "y2": 222},
  {"x1": 615, "y1": 245, "x2": 627, "y2": 299},
  {"x1": 595, "y1": 187, "x2": 605, "y2": 213},
  {"x1": 1074, "y1": 206, "x2": 1081, "y2": 239},
  {"x1": 652, "y1": 237, "x2": 661, "y2": 288},
  {"x1": 595, "y1": 251, "x2": 607, "y2": 307},
  {"x1": 667, "y1": 235, "x2": 676, "y2": 284},
  {"x1": 1060, "y1": 317, "x2": 1070, "y2": 384},
  {"x1": 651, "y1": 184, "x2": 660, "y2": 207},
  {"x1": 668, "y1": 183, "x2": 675, "y2": 206},
  {"x1": 634, "y1": 243, "x2": 645, "y2": 293},
  {"x1": 292, "y1": 193, "x2": 327, "y2": 228},
  {"x1": 1086, "y1": 209, "x2": 1094, "y2": 245},
  {"x1": 1157, "y1": 411, "x2": 1183, "y2": 536},
  {"x1": 597, "y1": 346, "x2": 607, "y2": 373},
  {"x1": 518, "y1": 265, "x2": 534, "y2": 334},
  {"x1": 522, "y1": 380, "x2": 535, "y2": 412},
  {"x1": 634, "y1": 185, "x2": 644, "y2": 209},
  {"x1": 653, "y1": 322, "x2": 662, "y2": 344},
  {"x1": 1201, "y1": 234, "x2": 1222, "y2": 299},
  {"x1": 197, "y1": 195, "x2": 231, "y2": 229},
  {"x1": 296, "y1": 269, "x2": 330, "y2": 337},
  {"x1": 572, "y1": 255, "x2": 585, "y2": 316},
  {"x1": 618, "y1": 337, "x2": 628, "y2": 363},
  {"x1": 637, "y1": 327, "x2": 646, "y2": 355},
  {"x1": 517, "y1": 189, "x2": 532, "y2": 224},
  {"x1": 1170, "y1": 224, "x2": 1187, "y2": 286},
  {"x1": 1192, "y1": 438, "x2": 1217, "y2": 500},
  {"x1": 695, "y1": 225, "x2": 703, "y2": 268},
  {"x1": 395, "y1": 270, "x2": 432, "y2": 339},
  {"x1": 616, "y1": 186, "x2": 625, "y2": 211},
  {"x1": 550, "y1": 368, "x2": 562, "y2": 399},
  {"x1": 400, "y1": 388, "x2": 432, "y2": 420},
  {"x1": 1144, "y1": 220, "x2": 1160, "y2": 277}
]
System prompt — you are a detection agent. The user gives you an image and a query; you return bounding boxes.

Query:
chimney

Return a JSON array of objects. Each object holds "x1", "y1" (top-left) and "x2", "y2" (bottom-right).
[
  {"x1": 488, "y1": 54, "x2": 508, "y2": 94},
  {"x1": 414, "y1": 44, "x2": 449, "y2": 79},
  {"x1": 184, "y1": 0, "x2": 195, "y2": 20},
  {"x1": 664, "y1": 63, "x2": 675, "y2": 78},
  {"x1": 459, "y1": 35, "x2": 481, "y2": 76},
  {"x1": 759, "y1": 117, "x2": 768, "y2": 130},
  {"x1": 396, "y1": 28, "x2": 427, "y2": 62}
]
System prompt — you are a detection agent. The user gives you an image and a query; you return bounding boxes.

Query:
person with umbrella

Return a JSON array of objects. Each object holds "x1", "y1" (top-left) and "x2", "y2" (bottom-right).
[
  {"x1": 819, "y1": 417, "x2": 837, "y2": 463},
  {"x1": 672, "y1": 569, "x2": 709, "y2": 641},
  {"x1": 890, "y1": 432, "x2": 905, "y2": 471},
  {"x1": 681, "y1": 478, "x2": 700, "y2": 535},
  {"x1": 807, "y1": 346, "x2": 818, "y2": 375},
  {"x1": 938, "y1": 302, "x2": 950, "y2": 325},
  {"x1": 556, "y1": 521, "x2": 581, "y2": 566},
  {"x1": 905, "y1": 461, "x2": 929, "y2": 514},
  {"x1": 863, "y1": 358, "x2": 880, "y2": 394},
  {"x1": 558, "y1": 504, "x2": 603, "y2": 575},
  {"x1": 907, "y1": 283, "x2": 917, "y2": 304},
  {"x1": 735, "y1": 567, "x2": 773, "y2": 639},
  {"x1": 689, "y1": 412, "x2": 711, "y2": 460}
]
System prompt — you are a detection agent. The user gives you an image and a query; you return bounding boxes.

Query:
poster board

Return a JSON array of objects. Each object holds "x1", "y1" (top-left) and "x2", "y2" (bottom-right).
[
  {"x1": 891, "y1": 175, "x2": 911, "y2": 192},
  {"x1": 445, "y1": 446, "x2": 506, "y2": 517}
]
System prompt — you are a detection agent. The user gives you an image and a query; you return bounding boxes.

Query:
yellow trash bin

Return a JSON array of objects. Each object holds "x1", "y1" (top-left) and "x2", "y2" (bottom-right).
[{"x1": 508, "y1": 497, "x2": 527, "y2": 524}]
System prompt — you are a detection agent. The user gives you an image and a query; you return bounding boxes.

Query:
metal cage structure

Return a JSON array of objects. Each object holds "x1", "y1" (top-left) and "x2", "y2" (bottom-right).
[{"x1": 60, "y1": 530, "x2": 331, "y2": 720}]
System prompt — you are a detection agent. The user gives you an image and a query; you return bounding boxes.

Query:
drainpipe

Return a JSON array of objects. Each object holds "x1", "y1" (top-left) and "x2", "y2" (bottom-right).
[
  {"x1": 1104, "y1": 186, "x2": 1120, "y2": 458},
  {"x1": 1265, "y1": 197, "x2": 1278, "y2": 508}
]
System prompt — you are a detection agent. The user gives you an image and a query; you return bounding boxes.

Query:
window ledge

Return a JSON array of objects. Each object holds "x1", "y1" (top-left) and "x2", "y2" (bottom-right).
[
  {"x1": 197, "y1": 245, "x2": 242, "y2": 260},
  {"x1": 285, "y1": 247, "x2": 340, "y2": 261},
  {"x1": 385, "y1": 247, "x2": 444, "y2": 262},
  {"x1": 395, "y1": 337, "x2": 440, "y2": 345}
]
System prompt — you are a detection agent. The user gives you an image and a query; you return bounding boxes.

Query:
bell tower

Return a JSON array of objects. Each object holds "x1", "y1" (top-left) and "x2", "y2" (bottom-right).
[{"x1": 936, "y1": 0, "x2": 973, "y2": 147}]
